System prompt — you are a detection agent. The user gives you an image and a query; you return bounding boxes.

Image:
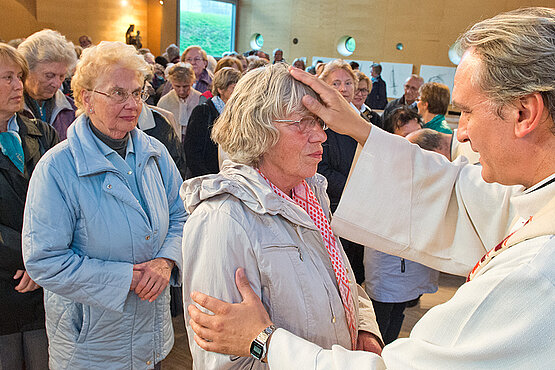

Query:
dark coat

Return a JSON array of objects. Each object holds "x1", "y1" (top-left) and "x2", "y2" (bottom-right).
[
  {"x1": 361, "y1": 108, "x2": 384, "y2": 129},
  {"x1": 143, "y1": 110, "x2": 187, "y2": 180},
  {"x1": 0, "y1": 114, "x2": 59, "y2": 335},
  {"x1": 317, "y1": 129, "x2": 357, "y2": 212},
  {"x1": 365, "y1": 76, "x2": 388, "y2": 110},
  {"x1": 184, "y1": 99, "x2": 220, "y2": 178},
  {"x1": 382, "y1": 95, "x2": 418, "y2": 120}
]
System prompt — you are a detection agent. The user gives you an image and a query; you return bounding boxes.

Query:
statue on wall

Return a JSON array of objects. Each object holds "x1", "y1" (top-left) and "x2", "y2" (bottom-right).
[{"x1": 125, "y1": 24, "x2": 142, "y2": 49}]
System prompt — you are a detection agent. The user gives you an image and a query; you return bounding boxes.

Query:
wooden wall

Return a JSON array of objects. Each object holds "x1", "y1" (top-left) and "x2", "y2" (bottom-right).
[
  {"x1": 236, "y1": 0, "x2": 551, "y2": 68},
  {"x1": 1, "y1": 0, "x2": 148, "y2": 49},
  {"x1": 2, "y1": 0, "x2": 551, "y2": 66}
]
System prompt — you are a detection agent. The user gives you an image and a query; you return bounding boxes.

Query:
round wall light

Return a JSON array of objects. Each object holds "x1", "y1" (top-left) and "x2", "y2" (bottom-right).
[
  {"x1": 250, "y1": 33, "x2": 264, "y2": 50},
  {"x1": 337, "y1": 36, "x2": 356, "y2": 56}
]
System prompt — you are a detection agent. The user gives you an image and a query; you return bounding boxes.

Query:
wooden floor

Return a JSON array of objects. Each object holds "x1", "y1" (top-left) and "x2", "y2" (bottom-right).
[{"x1": 161, "y1": 273, "x2": 465, "y2": 369}]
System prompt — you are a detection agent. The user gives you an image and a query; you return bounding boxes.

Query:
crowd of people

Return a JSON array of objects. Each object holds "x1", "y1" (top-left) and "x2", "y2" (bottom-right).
[{"x1": 0, "y1": 6, "x2": 553, "y2": 370}]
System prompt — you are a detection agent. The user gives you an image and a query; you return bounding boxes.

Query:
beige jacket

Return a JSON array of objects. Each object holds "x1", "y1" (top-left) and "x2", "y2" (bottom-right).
[
  {"x1": 267, "y1": 127, "x2": 555, "y2": 369},
  {"x1": 157, "y1": 89, "x2": 201, "y2": 137},
  {"x1": 181, "y1": 161, "x2": 381, "y2": 369}
]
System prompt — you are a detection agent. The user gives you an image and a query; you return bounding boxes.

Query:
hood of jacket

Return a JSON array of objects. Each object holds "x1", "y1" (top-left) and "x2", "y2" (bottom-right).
[{"x1": 181, "y1": 160, "x2": 330, "y2": 231}]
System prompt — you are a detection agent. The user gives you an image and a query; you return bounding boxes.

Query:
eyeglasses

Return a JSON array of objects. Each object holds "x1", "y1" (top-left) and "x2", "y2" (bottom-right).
[
  {"x1": 355, "y1": 88, "x2": 369, "y2": 95},
  {"x1": 92, "y1": 88, "x2": 149, "y2": 104},
  {"x1": 274, "y1": 116, "x2": 327, "y2": 133},
  {"x1": 184, "y1": 57, "x2": 205, "y2": 64}
]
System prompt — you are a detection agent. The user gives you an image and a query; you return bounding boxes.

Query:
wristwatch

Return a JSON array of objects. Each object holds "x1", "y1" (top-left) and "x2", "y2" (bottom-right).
[{"x1": 250, "y1": 324, "x2": 277, "y2": 361}]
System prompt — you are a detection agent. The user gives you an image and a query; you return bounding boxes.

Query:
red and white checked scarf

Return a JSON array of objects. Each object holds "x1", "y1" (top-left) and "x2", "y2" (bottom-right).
[
  {"x1": 257, "y1": 169, "x2": 358, "y2": 349},
  {"x1": 467, "y1": 216, "x2": 532, "y2": 282}
]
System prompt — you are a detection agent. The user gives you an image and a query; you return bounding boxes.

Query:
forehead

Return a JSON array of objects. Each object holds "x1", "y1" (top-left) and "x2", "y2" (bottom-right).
[
  {"x1": 32, "y1": 61, "x2": 69, "y2": 74},
  {"x1": 0, "y1": 58, "x2": 22, "y2": 74},
  {"x1": 404, "y1": 78, "x2": 421, "y2": 88},
  {"x1": 98, "y1": 67, "x2": 142, "y2": 89},
  {"x1": 172, "y1": 79, "x2": 192, "y2": 86},
  {"x1": 186, "y1": 49, "x2": 202, "y2": 58},
  {"x1": 452, "y1": 51, "x2": 486, "y2": 108},
  {"x1": 357, "y1": 79, "x2": 368, "y2": 88},
  {"x1": 328, "y1": 68, "x2": 353, "y2": 81}
]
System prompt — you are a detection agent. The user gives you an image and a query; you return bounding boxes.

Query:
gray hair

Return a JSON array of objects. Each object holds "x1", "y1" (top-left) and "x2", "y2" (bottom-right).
[
  {"x1": 212, "y1": 63, "x2": 321, "y2": 166},
  {"x1": 167, "y1": 62, "x2": 195, "y2": 83},
  {"x1": 457, "y1": 7, "x2": 555, "y2": 121},
  {"x1": 18, "y1": 29, "x2": 77, "y2": 71},
  {"x1": 165, "y1": 44, "x2": 180, "y2": 61}
]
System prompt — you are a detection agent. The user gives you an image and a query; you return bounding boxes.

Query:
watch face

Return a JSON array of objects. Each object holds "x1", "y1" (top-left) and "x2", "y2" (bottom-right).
[{"x1": 250, "y1": 341, "x2": 264, "y2": 359}]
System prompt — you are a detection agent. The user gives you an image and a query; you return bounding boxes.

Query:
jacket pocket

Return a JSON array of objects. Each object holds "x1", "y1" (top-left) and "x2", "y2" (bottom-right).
[
  {"x1": 73, "y1": 302, "x2": 90, "y2": 343},
  {"x1": 259, "y1": 244, "x2": 310, "y2": 337}
]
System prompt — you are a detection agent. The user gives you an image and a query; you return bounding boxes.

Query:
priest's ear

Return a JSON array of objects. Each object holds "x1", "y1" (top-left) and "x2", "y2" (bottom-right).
[{"x1": 513, "y1": 92, "x2": 550, "y2": 138}]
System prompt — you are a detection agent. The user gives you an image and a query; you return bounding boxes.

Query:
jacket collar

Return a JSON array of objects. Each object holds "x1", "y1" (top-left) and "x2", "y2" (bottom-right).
[
  {"x1": 506, "y1": 173, "x2": 555, "y2": 247},
  {"x1": 66, "y1": 114, "x2": 161, "y2": 177},
  {"x1": 181, "y1": 160, "x2": 328, "y2": 229},
  {"x1": 22, "y1": 89, "x2": 74, "y2": 124},
  {"x1": 137, "y1": 104, "x2": 156, "y2": 131},
  {"x1": 16, "y1": 113, "x2": 42, "y2": 137}
]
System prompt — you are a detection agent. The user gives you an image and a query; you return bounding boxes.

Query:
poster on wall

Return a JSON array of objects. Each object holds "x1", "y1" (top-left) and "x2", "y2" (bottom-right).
[
  {"x1": 419, "y1": 65, "x2": 457, "y2": 101},
  {"x1": 380, "y1": 62, "x2": 413, "y2": 99},
  {"x1": 311, "y1": 57, "x2": 374, "y2": 78}
]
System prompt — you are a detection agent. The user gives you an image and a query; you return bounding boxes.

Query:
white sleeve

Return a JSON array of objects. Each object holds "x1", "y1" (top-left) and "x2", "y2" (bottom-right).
[
  {"x1": 332, "y1": 127, "x2": 520, "y2": 276},
  {"x1": 267, "y1": 329, "x2": 386, "y2": 370}
]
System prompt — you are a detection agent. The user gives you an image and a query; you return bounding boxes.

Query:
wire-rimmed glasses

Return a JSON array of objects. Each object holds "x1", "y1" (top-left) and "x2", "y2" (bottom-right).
[
  {"x1": 274, "y1": 116, "x2": 327, "y2": 133},
  {"x1": 92, "y1": 87, "x2": 149, "y2": 104}
]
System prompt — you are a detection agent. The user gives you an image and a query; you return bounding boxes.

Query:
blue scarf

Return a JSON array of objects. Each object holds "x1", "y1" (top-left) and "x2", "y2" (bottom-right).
[{"x1": 0, "y1": 131, "x2": 24, "y2": 173}]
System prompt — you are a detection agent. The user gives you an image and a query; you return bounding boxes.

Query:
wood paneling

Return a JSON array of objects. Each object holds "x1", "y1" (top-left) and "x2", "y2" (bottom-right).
[{"x1": 235, "y1": 0, "x2": 553, "y2": 69}]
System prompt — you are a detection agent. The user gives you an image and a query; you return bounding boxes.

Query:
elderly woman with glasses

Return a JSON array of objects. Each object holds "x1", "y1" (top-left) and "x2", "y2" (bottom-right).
[
  {"x1": 181, "y1": 63, "x2": 381, "y2": 369},
  {"x1": 352, "y1": 71, "x2": 382, "y2": 128},
  {"x1": 181, "y1": 45, "x2": 213, "y2": 93},
  {"x1": 22, "y1": 41, "x2": 187, "y2": 369}
]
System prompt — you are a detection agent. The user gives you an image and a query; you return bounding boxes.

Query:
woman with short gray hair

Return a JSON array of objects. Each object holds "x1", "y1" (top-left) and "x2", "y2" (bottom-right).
[
  {"x1": 157, "y1": 62, "x2": 201, "y2": 140},
  {"x1": 181, "y1": 63, "x2": 382, "y2": 369},
  {"x1": 18, "y1": 29, "x2": 77, "y2": 140}
]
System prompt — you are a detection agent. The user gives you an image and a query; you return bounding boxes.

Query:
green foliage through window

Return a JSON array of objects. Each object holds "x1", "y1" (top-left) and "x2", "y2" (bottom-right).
[{"x1": 179, "y1": 0, "x2": 235, "y2": 57}]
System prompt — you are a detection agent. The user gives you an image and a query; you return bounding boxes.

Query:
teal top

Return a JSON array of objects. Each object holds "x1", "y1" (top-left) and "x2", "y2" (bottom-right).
[{"x1": 423, "y1": 114, "x2": 453, "y2": 134}]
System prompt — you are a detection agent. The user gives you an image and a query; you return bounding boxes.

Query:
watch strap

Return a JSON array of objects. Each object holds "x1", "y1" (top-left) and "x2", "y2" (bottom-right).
[{"x1": 250, "y1": 324, "x2": 277, "y2": 361}]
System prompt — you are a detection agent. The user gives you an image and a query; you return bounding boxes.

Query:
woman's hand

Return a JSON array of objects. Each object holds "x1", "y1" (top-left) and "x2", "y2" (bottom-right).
[
  {"x1": 14, "y1": 270, "x2": 40, "y2": 293},
  {"x1": 188, "y1": 268, "x2": 273, "y2": 357},
  {"x1": 289, "y1": 66, "x2": 372, "y2": 145},
  {"x1": 133, "y1": 258, "x2": 174, "y2": 302}
]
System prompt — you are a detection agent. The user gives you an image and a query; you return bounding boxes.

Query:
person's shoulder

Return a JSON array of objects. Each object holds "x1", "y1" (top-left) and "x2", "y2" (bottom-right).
[
  {"x1": 18, "y1": 114, "x2": 60, "y2": 146},
  {"x1": 157, "y1": 90, "x2": 176, "y2": 106},
  {"x1": 523, "y1": 235, "x2": 555, "y2": 284}
]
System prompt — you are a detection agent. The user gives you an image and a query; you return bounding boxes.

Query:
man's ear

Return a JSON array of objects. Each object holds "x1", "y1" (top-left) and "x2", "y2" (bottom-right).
[{"x1": 514, "y1": 92, "x2": 546, "y2": 138}]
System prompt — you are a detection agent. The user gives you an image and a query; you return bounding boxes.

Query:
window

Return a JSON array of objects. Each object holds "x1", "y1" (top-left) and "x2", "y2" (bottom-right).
[{"x1": 179, "y1": 0, "x2": 236, "y2": 57}]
